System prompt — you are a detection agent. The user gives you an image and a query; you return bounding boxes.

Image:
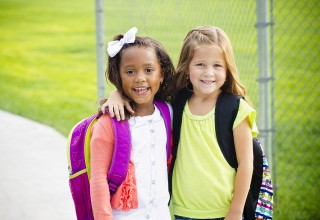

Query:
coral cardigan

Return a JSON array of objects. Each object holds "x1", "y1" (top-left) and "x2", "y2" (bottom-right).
[{"x1": 90, "y1": 114, "x2": 138, "y2": 220}]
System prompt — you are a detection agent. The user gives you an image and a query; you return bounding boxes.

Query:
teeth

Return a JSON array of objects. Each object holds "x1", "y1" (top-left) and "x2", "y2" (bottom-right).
[
  {"x1": 201, "y1": 80, "x2": 214, "y2": 84},
  {"x1": 134, "y1": 87, "x2": 148, "y2": 92}
]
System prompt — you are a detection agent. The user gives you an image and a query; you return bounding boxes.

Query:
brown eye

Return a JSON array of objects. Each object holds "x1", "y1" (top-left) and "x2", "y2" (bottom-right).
[
  {"x1": 196, "y1": 63, "x2": 205, "y2": 68},
  {"x1": 126, "y1": 70, "x2": 135, "y2": 74},
  {"x1": 146, "y1": 68, "x2": 153, "y2": 73}
]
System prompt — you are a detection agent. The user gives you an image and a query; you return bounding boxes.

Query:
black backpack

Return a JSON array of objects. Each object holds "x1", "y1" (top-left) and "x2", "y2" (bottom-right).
[{"x1": 169, "y1": 88, "x2": 273, "y2": 220}]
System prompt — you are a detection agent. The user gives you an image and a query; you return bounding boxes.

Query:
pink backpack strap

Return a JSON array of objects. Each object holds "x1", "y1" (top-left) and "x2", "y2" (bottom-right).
[
  {"x1": 107, "y1": 119, "x2": 131, "y2": 195},
  {"x1": 153, "y1": 100, "x2": 171, "y2": 160}
]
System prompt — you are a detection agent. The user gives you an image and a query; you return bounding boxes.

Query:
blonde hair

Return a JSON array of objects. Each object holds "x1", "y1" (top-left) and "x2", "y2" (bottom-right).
[{"x1": 175, "y1": 26, "x2": 252, "y2": 105}]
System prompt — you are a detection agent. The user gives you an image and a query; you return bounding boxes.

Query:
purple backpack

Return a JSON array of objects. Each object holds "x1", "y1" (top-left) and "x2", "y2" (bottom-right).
[{"x1": 67, "y1": 100, "x2": 171, "y2": 220}]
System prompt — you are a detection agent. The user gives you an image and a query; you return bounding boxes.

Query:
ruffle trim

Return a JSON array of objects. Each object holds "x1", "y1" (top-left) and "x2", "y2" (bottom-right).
[{"x1": 111, "y1": 160, "x2": 138, "y2": 211}]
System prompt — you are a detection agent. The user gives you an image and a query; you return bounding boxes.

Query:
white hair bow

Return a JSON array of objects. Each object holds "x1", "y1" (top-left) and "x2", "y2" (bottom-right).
[{"x1": 107, "y1": 27, "x2": 138, "y2": 57}]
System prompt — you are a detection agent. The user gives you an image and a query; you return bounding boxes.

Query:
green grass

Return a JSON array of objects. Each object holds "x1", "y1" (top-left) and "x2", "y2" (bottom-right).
[
  {"x1": 0, "y1": 0, "x2": 98, "y2": 134},
  {"x1": 0, "y1": 0, "x2": 319, "y2": 219}
]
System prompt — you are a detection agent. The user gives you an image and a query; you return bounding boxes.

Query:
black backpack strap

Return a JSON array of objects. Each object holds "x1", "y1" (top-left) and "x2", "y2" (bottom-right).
[
  {"x1": 168, "y1": 88, "x2": 192, "y2": 196},
  {"x1": 215, "y1": 92, "x2": 242, "y2": 168},
  {"x1": 247, "y1": 137, "x2": 263, "y2": 218},
  {"x1": 216, "y1": 92, "x2": 264, "y2": 220},
  {"x1": 172, "y1": 88, "x2": 193, "y2": 156}
]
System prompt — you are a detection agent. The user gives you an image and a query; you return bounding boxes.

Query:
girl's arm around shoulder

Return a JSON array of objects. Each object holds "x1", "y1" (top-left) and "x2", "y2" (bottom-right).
[
  {"x1": 90, "y1": 114, "x2": 115, "y2": 219},
  {"x1": 101, "y1": 90, "x2": 135, "y2": 121},
  {"x1": 227, "y1": 118, "x2": 253, "y2": 219}
]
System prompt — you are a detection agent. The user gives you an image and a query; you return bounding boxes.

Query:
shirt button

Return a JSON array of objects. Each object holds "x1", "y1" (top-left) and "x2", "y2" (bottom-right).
[
  {"x1": 150, "y1": 129, "x2": 154, "y2": 133},
  {"x1": 152, "y1": 180, "x2": 156, "y2": 184},
  {"x1": 152, "y1": 161, "x2": 155, "y2": 166},
  {"x1": 146, "y1": 215, "x2": 150, "y2": 219}
]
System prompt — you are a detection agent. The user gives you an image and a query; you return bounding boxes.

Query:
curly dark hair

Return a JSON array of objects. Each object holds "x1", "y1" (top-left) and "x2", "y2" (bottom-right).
[{"x1": 107, "y1": 35, "x2": 176, "y2": 104}]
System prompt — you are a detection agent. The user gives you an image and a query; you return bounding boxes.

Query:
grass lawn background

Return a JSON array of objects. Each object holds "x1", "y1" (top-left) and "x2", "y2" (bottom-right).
[{"x1": 0, "y1": 0, "x2": 319, "y2": 219}]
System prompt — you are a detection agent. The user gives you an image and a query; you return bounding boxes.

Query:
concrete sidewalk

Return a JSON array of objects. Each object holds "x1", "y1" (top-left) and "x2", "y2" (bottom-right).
[{"x1": 0, "y1": 110, "x2": 76, "y2": 220}]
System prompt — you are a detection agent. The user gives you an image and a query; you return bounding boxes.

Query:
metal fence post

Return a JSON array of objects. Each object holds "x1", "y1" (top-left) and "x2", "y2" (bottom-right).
[
  {"x1": 256, "y1": 0, "x2": 273, "y2": 163},
  {"x1": 95, "y1": 0, "x2": 106, "y2": 100}
]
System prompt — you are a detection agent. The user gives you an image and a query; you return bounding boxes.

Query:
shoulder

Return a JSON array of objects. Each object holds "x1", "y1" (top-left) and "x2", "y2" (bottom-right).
[
  {"x1": 217, "y1": 91, "x2": 242, "y2": 106},
  {"x1": 92, "y1": 114, "x2": 115, "y2": 136},
  {"x1": 172, "y1": 88, "x2": 192, "y2": 115},
  {"x1": 97, "y1": 113, "x2": 113, "y2": 126},
  {"x1": 236, "y1": 99, "x2": 256, "y2": 122},
  {"x1": 173, "y1": 88, "x2": 192, "y2": 104},
  {"x1": 90, "y1": 114, "x2": 116, "y2": 156},
  {"x1": 238, "y1": 98, "x2": 255, "y2": 114},
  {"x1": 234, "y1": 99, "x2": 258, "y2": 136},
  {"x1": 154, "y1": 99, "x2": 173, "y2": 119},
  {"x1": 154, "y1": 99, "x2": 171, "y2": 109}
]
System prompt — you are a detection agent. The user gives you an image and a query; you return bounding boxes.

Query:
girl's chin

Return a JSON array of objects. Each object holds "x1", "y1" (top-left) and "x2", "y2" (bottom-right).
[
  {"x1": 197, "y1": 86, "x2": 218, "y2": 93},
  {"x1": 130, "y1": 96, "x2": 153, "y2": 105}
]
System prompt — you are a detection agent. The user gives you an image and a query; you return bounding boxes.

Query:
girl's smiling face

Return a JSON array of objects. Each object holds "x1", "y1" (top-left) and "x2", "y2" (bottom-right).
[
  {"x1": 119, "y1": 46, "x2": 163, "y2": 112},
  {"x1": 188, "y1": 44, "x2": 227, "y2": 97}
]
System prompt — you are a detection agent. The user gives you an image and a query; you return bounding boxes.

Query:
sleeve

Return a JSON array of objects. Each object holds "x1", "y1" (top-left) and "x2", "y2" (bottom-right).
[
  {"x1": 90, "y1": 114, "x2": 115, "y2": 220},
  {"x1": 232, "y1": 99, "x2": 259, "y2": 137}
]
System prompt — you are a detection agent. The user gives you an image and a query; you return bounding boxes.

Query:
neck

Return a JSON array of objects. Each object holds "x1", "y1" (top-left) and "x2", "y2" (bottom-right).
[
  {"x1": 188, "y1": 90, "x2": 221, "y2": 116},
  {"x1": 192, "y1": 89, "x2": 221, "y2": 101},
  {"x1": 133, "y1": 103, "x2": 155, "y2": 116}
]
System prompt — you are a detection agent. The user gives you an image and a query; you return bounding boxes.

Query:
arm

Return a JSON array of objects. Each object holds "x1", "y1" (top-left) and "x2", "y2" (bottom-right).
[
  {"x1": 226, "y1": 117, "x2": 253, "y2": 220},
  {"x1": 101, "y1": 90, "x2": 134, "y2": 121},
  {"x1": 90, "y1": 115, "x2": 115, "y2": 220}
]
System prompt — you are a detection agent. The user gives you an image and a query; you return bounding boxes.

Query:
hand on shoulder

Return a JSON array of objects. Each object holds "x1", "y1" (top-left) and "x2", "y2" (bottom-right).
[{"x1": 100, "y1": 90, "x2": 135, "y2": 121}]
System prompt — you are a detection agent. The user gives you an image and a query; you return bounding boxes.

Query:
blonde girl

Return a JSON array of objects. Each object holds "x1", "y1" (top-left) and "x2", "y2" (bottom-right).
[{"x1": 169, "y1": 26, "x2": 258, "y2": 220}]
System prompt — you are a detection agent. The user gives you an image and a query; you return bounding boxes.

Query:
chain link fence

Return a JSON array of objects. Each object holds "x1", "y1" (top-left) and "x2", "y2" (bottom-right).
[
  {"x1": 102, "y1": 0, "x2": 319, "y2": 218},
  {"x1": 272, "y1": 0, "x2": 320, "y2": 219}
]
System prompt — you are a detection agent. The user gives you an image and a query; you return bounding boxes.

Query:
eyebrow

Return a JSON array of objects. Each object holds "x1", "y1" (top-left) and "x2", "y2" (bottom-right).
[
  {"x1": 121, "y1": 64, "x2": 135, "y2": 69},
  {"x1": 121, "y1": 63, "x2": 157, "y2": 69},
  {"x1": 192, "y1": 60, "x2": 224, "y2": 63}
]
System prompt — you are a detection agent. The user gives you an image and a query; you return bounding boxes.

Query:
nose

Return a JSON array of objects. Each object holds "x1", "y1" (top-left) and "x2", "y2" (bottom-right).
[
  {"x1": 134, "y1": 70, "x2": 146, "y2": 82},
  {"x1": 205, "y1": 66, "x2": 215, "y2": 76}
]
